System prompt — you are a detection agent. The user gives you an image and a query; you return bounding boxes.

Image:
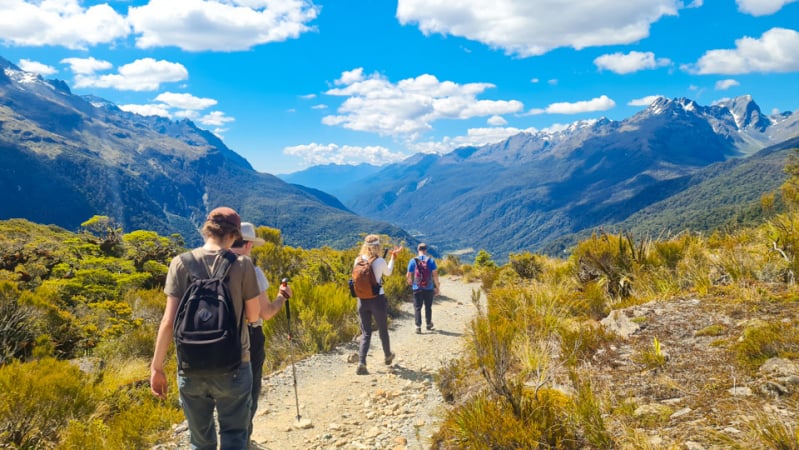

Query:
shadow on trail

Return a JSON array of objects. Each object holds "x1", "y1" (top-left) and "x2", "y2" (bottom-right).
[{"x1": 389, "y1": 363, "x2": 439, "y2": 383}]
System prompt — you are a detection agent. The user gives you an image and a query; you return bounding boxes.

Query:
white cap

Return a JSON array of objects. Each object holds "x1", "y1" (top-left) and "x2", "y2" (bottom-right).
[{"x1": 240, "y1": 222, "x2": 266, "y2": 246}]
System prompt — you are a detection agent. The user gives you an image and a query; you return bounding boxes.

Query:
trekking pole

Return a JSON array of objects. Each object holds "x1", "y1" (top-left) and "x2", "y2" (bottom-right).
[{"x1": 283, "y1": 277, "x2": 303, "y2": 426}]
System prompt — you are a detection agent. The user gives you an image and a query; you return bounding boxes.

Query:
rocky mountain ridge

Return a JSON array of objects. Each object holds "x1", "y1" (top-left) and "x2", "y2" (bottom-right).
[
  {"x1": 296, "y1": 95, "x2": 799, "y2": 259},
  {"x1": 0, "y1": 56, "x2": 411, "y2": 248}
]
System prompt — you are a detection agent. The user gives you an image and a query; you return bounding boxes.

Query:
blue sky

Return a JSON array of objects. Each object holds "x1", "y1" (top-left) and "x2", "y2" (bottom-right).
[{"x1": 1, "y1": 0, "x2": 798, "y2": 174}]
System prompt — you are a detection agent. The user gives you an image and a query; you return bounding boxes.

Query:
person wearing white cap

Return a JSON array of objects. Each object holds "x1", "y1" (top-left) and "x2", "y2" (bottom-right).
[{"x1": 231, "y1": 221, "x2": 292, "y2": 444}]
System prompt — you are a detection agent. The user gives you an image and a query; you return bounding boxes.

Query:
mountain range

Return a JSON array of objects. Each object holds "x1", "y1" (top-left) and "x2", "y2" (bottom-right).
[
  {"x1": 0, "y1": 56, "x2": 411, "y2": 249},
  {"x1": 3, "y1": 52, "x2": 799, "y2": 259},
  {"x1": 286, "y1": 96, "x2": 799, "y2": 258}
]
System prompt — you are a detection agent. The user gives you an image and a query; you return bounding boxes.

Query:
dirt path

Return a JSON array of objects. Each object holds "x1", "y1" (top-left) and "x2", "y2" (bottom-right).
[{"x1": 250, "y1": 276, "x2": 482, "y2": 449}]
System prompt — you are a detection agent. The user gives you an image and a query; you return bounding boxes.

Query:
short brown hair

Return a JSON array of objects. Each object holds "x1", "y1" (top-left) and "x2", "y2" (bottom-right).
[{"x1": 201, "y1": 207, "x2": 242, "y2": 241}]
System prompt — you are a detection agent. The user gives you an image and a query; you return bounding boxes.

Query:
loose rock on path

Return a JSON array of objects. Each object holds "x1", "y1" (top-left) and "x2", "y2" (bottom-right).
[{"x1": 250, "y1": 276, "x2": 481, "y2": 450}]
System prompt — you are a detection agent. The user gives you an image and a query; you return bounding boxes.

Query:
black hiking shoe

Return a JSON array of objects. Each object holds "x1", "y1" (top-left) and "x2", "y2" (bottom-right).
[
  {"x1": 384, "y1": 352, "x2": 395, "y2": 365},
  {"x1": 426, "y1": 323, "x2": 435, "y2": 331},
  {"x1": 415, "y1": 326, "x2": 422, "y2": 334},
  {"x1": 356, "y1": 364, "x2": 368, "y2": 375}
]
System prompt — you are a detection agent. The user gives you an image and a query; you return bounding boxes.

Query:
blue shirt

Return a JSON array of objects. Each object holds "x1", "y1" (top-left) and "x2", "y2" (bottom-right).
[{"x1": 407, "y1": 255, "x2": 437, "y2": 290}]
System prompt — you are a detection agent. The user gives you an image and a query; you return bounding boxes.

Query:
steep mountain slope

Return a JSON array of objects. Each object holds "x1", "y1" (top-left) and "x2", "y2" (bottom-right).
[
  {"x1": 542, "y1": 135, "x2": 799, "y2": 254},
  {"x1": 326, "y1": 96, "x2": 798, "y2": 258},
  {"x1": 0, "y1": 57, "x2": 411, "y2": 248},
  {"x1": 278, "y1": 163, "x2": 382, "y2": 202},
  {"x1": 346, "y1": 98, "x2": 792, "y2": 255}
]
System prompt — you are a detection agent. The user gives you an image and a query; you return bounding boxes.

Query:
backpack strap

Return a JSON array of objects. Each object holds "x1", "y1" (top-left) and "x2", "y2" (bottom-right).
[
  {"x1": 179, "y1": 250, "x2": 237, "y2": 282},
  {"x1": 179, "y1": 251, "x2": 207, "y2": 282},
  {"x1": 368, "y1": 255, "x2": 379, "y2": 287},
  {"x1": 211, "y1": 250, "x2": 237, "y2": 281}
]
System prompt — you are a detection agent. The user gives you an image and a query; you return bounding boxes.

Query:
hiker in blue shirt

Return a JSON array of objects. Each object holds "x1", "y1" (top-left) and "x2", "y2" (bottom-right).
[{"x1": 406, "y1": 243, "x2": 440, "y2": 334}]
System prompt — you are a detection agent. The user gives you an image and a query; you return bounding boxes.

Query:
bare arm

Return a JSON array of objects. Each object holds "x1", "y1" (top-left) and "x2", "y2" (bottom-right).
[
  {"x1": 433, "y1": 269, "x2": 440, "y2": 295},
  {"x1": 259, "y1": 292, "x2": 289, "y2": 321},
  {"x1": 150, "y1": 295, "x2": 179, "y2": 399}
]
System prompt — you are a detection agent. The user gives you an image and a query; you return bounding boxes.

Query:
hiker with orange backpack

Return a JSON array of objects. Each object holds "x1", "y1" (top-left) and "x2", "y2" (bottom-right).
[{"x1": 351, "y1": 235, "x2": 402, "y2": 375}]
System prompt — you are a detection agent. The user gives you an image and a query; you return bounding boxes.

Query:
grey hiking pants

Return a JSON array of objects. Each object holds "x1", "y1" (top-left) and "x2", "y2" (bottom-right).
[{"x1": 357, "y1": 294, "x2": 391, "y2": 365}]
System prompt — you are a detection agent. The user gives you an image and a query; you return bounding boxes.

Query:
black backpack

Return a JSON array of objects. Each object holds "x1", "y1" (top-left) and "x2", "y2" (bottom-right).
[{"x1": 173, "y1": 250, "x2": 243, "y2": 375}]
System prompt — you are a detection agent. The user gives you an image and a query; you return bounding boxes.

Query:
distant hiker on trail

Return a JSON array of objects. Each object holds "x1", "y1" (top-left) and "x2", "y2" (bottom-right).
[
  {"x1": 352, "y1": 235, "x2": 402, "y2": 375},
  {"x1": 230, "y1": 222, "x2": 292, "y2": 444},
  {"x1": 150, "y1": 207, "x2": 261, "y2": 450},
  {"x1": 407, "y1": 243, "x2": 440, "y2": 334}
]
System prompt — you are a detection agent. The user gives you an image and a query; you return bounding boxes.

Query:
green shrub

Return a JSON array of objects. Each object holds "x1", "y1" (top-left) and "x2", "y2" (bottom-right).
[
  {"x1": 734, "y1": 320, "x2": 799, "y2": 370},
  {"x1": 0, "y1": 358, "x2": 95, "y2": 449}
]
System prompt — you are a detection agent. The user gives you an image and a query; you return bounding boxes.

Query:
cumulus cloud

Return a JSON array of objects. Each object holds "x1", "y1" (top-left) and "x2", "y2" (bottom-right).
[
  {"x1": 322, "y1": 68, "x2": 523, "y2": 138},
  {"x1": 18, "y1": 59, "x2": 57, "y2": 76},
  {"x1": 155, "y1": 92, "x2": 217, "y2": 110},
  {"x1": 127, "y1": 0, "x2": 319, "y2": 51},
  {"x1": 61, "y1": 57, "x2": 113, "y2": 75},
  {"x1": 487, "y1": 115, "x2": 508, "y2": 126},
  {"x1": 736, "y1": 0, "x2": 798, "y2": 16},
  {"x1": 410, "y1": 126, "x2": 537, "y2": 155},
  {"x1": 74, "y1": 58, "x2": 188, "y2": 91},
  {"x1": 628, "y1": 95, "x2": 664, "y2": 106},
  {"x1": 529, "y1": 95, "x2": 616, "y2": 115},
  {"x1": 119, "y1": 103, "x2": 172, "y2": 118},
  {"x1": 691, "y1": 27, "x2": 799, "y2": 74},
  {"x1": 594, "y1": 51, "x2": 671, "y2": 74},
  {"x1": 715, "y1": 79, "x2": 740, "y2": 90},
  {"x1": 284, "y1": 143, "x2": 408, "y2": 166},
  {"x1": 0, "y1": 0, "x2": 129, "y2": 49},
  {"x1": 396, "y1": 0, "x2": 682, "y2": 57},
  {"x1": 197, "y1": 111, "x2": 235, "y2": 127}
]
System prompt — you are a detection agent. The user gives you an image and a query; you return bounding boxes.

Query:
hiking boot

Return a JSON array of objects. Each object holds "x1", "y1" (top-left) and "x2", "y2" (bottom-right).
[
  {"x1": 356, "y1": 364, "x2": 368, "y2": 375},
  {"x1": 426, "y1": 323, "x2": 435, "y2": 331},
  {"x1": 415, "y1": 327, "x2": 422, "y2": 334},
  {"x1": 384, "y1": 352, "x2": 395, "y2": 365}
]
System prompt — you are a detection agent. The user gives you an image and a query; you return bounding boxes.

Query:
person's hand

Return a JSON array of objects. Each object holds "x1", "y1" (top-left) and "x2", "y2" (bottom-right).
[
  {"x1": 150, "y1": 367, "x2": 168, "y2": 399},
  {"x1": 280, "y1": 285, "x2": 293, "y2": 300},
  {"x1": 390, "y1": 246, "x2": 403, "y2": 257}
]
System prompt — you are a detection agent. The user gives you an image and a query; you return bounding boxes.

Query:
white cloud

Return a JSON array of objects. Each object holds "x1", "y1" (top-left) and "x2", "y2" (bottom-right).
[
  {"x1": 410, "y1": 126, "x2": 537, "y2": 154},
  {"x1": 119, "y1": 103, "x2": 172, "y2": 118},
  {"x1": 61, "y1": 57, "x2": 113, "y2": 75},
  {"x1": 323, "y1": 69, "x2": 523, "y2": 138},
  {"x1": 198, "y1": 111, "x2": 235, "y2": 127},
  {"x1": 299, "y1": 93, "x2": 317, "y2": 99},
  {"x1": 530, "y1": 78, "x2": 540, "y2": 83},
  {"x1": 736, "y1": 0, "x2": 798, "y2": 16},
  {"x1": 0, "y1": 0, "x2": 129, "y2": 49},
  {"x1": 18, "y1": 59, "x2": 57, "y2": 76},
  {"x1": 487, "y1": 115, "x2": 508, "y2": 126},
  {"x1": 529, "y1": 95, "x2": 616, "y2": 115},
  {"x1": 628, "y1": 95, "x2": 664, "y2": 106},
  {"x1": 311, "y1": 104, "x2": 328, "y2": 110},
  {"x1": 284, "y1": 143, "x2": 408, "y2": 166},
  {"x1": 594, "y1": 51, "x2": 671, "y2": 74},
  {"x1": 692, "y1": 27, "x2": 799, "y2": 74},
  {"x1": 396, "y1": 0, "x2": 682, "y2": 57},
  {"x1": 715, "y1": 79, "x2": 740, "y2": 90},
  {"x1": 155, "y1": 92, "x2": 217, "y2": 110},
  {"x1": 127, "y1": 0, "x2": 319, "y2": 51},
  {"x1": 74, "y1": 58, "x2": 188, "y2": 91}
]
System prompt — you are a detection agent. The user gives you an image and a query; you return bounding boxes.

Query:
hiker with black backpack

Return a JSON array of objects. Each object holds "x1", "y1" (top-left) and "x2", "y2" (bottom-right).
[
  {"x1": 407, "y1": 243, "x2": 440, "y2": 334},
  {"x1": 352, "y1": 235, "x2": 402, "y2": 375},
  {"x1": 230, "y1": 222, "x2": 292, "y2": 445},
  {"x1": 150, "y1": 207, "x2": 262, "y2": 450}
]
